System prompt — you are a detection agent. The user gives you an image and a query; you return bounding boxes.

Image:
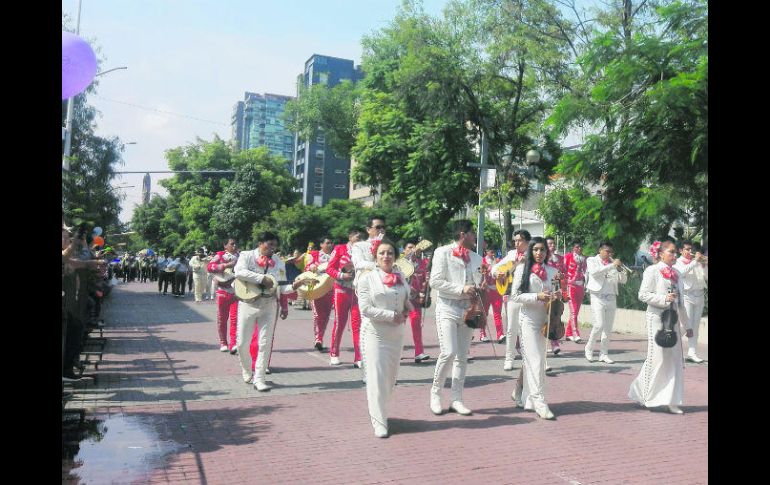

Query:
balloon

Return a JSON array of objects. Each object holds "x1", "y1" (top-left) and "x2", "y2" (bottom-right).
[
  {"x1": 93, "y1": 226, "x2": 103, "y2": 236},
  {"x1": 93, "y1": 236, "x2": 105, "y2": 247},
  {"x1": 62, "y1": 31, "x2": 98, "y2": 100}
]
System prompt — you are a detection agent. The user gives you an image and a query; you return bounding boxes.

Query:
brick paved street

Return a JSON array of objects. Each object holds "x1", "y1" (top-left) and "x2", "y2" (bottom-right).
[{"x1": 63, "y1": 282, "x2": 707, "y2": 484}]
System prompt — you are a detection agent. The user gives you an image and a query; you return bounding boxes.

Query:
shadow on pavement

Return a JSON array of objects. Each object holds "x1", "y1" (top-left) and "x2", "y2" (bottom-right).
[
  {"x1": 550, "y1": 400, "x2": 708, "y2": 416},
  {"x1": 388, "y1": 413, "x2": 535, "y2": 435}
]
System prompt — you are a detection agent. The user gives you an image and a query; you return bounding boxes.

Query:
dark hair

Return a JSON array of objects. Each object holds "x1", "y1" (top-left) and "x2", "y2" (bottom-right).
[
  {"x1": 661, "y1": 235, "x2": 676, "y2": 244},
  {"x1": 367, "y1": 215, "x2": 386, "y2": 228},
  {"x1": 660, "y1": 240, "x2": 677, "y2": 252},
  {"x1": 545, "y1": 235, "x2": 556, "y2": 243},
  {"x1": 453, "y1": 219, "x2": 474, "y2": 238},
  {"x1": 320, "y1": 236, "x2": 333, "y2": 244},
  {"x1": 375, "y1": 238, "x2": 400, "y2": 259},
  {"x1": 692, "y1": 242, "x2": 703, "y2": 252},
  {"x1": 256, "y1": 231, "x2": 280, "y2": 244},
  {"x1": 349, "y1": 228, "x2": 364, "y2": 237},
  {"x1": 680, "y1": 240, "x2": 693, "y2": 249},
  {"x1": 224, "y1": 238, "x2": 235, "y2": 247},
  {"x1": 518, "y1": 237, "x2": 550, "y2": 294},
  {"x1": 571, "y1": 240, "x2": 583, "y2": 247},
  {"x1": 405, "y1": 237, "x2": 419, "y2": 246},
  {"x1": 599, "y1": 240, "x2": 613, "y2": 249},
  {"x1": 513, "y1": 229, "x2": 531, "y2": 242}
]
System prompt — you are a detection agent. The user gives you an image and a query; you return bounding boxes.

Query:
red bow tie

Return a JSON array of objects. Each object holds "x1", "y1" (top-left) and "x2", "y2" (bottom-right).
[
  {"x1": 601, "y1": 258, "x2": 611, "y2": 266},
  {"x1": 382, "y1": 272, "x2": 401, "y2": 287},
  {"x1": 660, "y1": 265, "x2": 678, "y2": 283},
  {"x1": 531, "y1": 263, "x2": 547, "y2": 281},
  {"x1": 257, "y1": 255, "x2": 275, "y2": 268},
  {"x1": 370, "y1": 239, "x2": 382, "y2": 256},
  {"x1": 452, "y1": 246, "x2": 470, "y2": 263}
]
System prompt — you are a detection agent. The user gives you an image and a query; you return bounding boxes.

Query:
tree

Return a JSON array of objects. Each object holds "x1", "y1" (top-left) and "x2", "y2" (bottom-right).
[{"x1": 546, "y1": 0, "x2": 708, "y2": 252}]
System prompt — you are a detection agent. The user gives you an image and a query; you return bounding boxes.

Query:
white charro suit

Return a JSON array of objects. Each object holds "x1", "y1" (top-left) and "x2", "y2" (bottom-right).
[
  {"x1": 234, "y1": 250, "x2": 291, "y2": 386},
  {"x1": 429, "y1": 242, "x2": 483, "y2": 404},
  {"x1": 585, "y1": 255, "x2": 628, "y2": 358},
  {"x1": 674, "y1": 257, "x2": 707, "y2": 356}
]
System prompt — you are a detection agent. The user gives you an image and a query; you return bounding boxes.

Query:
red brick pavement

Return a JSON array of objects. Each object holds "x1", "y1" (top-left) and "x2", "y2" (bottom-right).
[{"x1": 64, "y1": 282, "x2": 708, "y2": 484}]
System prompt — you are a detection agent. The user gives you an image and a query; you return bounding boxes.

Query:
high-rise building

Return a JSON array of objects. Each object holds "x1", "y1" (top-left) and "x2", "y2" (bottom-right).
[
  {"x1": 293, "y1": 54, "x2": 363, "y2": 206},
  {"x1": 230, "y1": 92, "x2": 295, "y2": 169}
]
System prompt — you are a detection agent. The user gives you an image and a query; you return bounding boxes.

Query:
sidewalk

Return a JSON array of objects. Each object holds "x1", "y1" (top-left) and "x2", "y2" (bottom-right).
[{"x1": 63, "y1": 283, "x2": 708, "y2": 484}]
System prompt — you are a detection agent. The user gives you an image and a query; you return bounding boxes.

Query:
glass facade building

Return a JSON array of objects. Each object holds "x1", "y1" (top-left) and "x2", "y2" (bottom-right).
[{"x1": 231, "y1": 92, "x2": 295, "y2": 169}]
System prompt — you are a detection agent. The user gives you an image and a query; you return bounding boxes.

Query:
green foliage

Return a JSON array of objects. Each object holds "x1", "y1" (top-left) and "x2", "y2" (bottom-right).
[{"x1": 546, "y1": 0, "x2": 708, "y2": 249}]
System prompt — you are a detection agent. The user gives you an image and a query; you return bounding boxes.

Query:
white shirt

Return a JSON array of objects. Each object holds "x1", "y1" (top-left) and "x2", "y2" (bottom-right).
[
  {"x1": 638, "y1": 262, "x2": 689, "y2": 329},
  {"x1": 234, "y1": 249, "x2": 293, "y2": 297},
  {"x1": 351, "y1": 237, "x2": 382, "y2": 287}
]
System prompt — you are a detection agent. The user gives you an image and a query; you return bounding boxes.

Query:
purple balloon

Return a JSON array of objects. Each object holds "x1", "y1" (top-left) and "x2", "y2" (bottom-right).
[{"x1": 62, "y1": 31, "x2": 97, "y2": 100}]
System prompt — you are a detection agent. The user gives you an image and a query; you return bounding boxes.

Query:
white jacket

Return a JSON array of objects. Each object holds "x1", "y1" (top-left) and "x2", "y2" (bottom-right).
[
  {"x1": 234, "y1": 250, "x2": 292, "y2": 298},
  {"x1": 511, "y1": 264, "x2": 559, "y2": 325},
  {"x1": 638, "y1": 262, "x2": 689, "y2": 329},
  {"x1": 429, "y1": 242, "x2": 483, "y2": 300},
  {"x1": 673, "y1": 257, "x2": 707, "y2": 292},
  {"x1": 351, "y1": 238, "x2": 379, "y2": 287},
  {"x1": 586, "y1": 255, "x2": 627, "y2": 294},
  {"x1": 357, "y1": 268, "x2": 412, "y2": 325}
]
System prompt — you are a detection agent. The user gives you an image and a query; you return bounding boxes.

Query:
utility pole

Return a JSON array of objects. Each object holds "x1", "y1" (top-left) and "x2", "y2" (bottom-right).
[{"x1": 467, "y1": 130, "x2": 493, "y2": 253}]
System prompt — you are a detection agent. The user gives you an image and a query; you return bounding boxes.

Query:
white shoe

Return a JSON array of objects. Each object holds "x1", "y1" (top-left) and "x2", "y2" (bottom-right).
[
  {"x1": 668, "y1": 405, "x2": 684, "y2": 414},
  {"x1": 599, "y1": 355, "x2": 615, "y2": 364},
  {"x1": 353, "y1": 360, "x2": 362, "y2": 369},
  {"x1": 503, "y1": 361, "x2": 514, "y2": 371},
  {"x1": 545, "y1": 365, "x2": 553, "y2": 372},
  {"x1": 219, "y1": 345, "x2": 228, "y2": 352},
  {"x1": 330, "y1": 356, "x2": 341, "y2": 366},
  {"x1": 254, "y1": 380, "x2": 272, "y2": 392},
  {"x1": 686, "y1": 353, "x2": 705, "y2": 363},
  {"x1": 572, "y1": 336, "x2": 583, "y2": 343},
  {"x1": 242, "y1": 371, "x2": 253, "y2": 384},
  {"x1": 584, "y1": 349, "x2": 594, "y2": 362},
  {"x1": 430, "y1": 394, "x2": 443, "y2": 415},
  {"x1": 373, "y1": 423, "x2": 389, "y2": 438},
  {"x1": 535, "y1": 405, "x2": 555, "y2": 420},
  {"x1": 414, "y1": 353, "x2": 430, "y2": 362},
  {"x1": 511, "y1": 386, "x2": 523, "y2": 407},
  {"x1": 480, "y1": 336, "x2": 490, "y2": 342},
  {"x1": 265, "y1": 368, "x2": 271, "y2": 375},
  {"x1": 450, "y1": 401, "x2": 472, "y2": 416}
]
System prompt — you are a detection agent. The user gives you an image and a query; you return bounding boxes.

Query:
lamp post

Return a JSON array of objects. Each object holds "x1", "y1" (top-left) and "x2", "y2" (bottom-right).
[
  {"x1": 467, "y1": 130, "x2": 492, "y2": 253},
  {"x1": 520, "y1": 149, "x2": 540, "y2": 230}
]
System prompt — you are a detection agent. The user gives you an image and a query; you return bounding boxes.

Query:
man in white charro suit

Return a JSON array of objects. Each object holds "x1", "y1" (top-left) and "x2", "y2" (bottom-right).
[{"x1": 428, "y1": 219, "x2": 483, "y2": 416}]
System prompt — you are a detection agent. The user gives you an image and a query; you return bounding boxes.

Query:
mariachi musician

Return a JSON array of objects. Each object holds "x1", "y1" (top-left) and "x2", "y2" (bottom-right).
[
  {"x1": 305, "y1": 236, "x2": 336, "y2": 352},
  {"x1": 563, "y1": 241, "x2": 587, "y2": 343},
  {"x1": 326, "y1": 229, "x2": 364, "y2": 366},
  {"x1": 402, "y1": 239, "x2": 431, "y2": 363},
  {"x1": 479, "y1": 247, "x2": 504, "y2": 343}
]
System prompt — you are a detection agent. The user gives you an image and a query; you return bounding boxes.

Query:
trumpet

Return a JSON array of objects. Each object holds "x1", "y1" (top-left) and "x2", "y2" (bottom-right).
[
  {"x1": 614, "y1": 259, "x2": 635, "y2": 274},
  {"x1": 695, "y1": 253, "x2": 708, "y2": 264}
]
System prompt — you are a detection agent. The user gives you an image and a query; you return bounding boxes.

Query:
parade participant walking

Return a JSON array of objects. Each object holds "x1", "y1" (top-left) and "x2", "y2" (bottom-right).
[
  {"x1": 545, "y1": 236, "x2": 565, "y2": 354},
  {"x1": 492, "y1": 229, "x2": 531, "y2": 371},
  {"x1": 189, "y1": 248, "x2": 208, "y2": 303},
  {"x1": 629, "y1": 240, "x2": 693, "y2": 414},
  {"x1": 157, "y1": 252, "x2": 172, "y2": 295},
  {"x1": 584, "y1": 241, "x2": 628, "y2": 364},
  {"x1": 326, "y1": 229, "x2": 364, "y2": 366},
  {"x1": 358, "y1": 239, "x2": 412, "y2": 438},
  {"x1": 233, "y1": 232, "x2": 293, "y2": 392},
  {"x1": 172, "y1": 255, "x2": 189, "y2": 297},
  {"x1": 674, "y1": 241, "x2": 707, "y2": 363},
  {"x1": 510, "y1": 237, "x2": 558, "y2": 420},
  {"x1": 350, "y1": 216, "x2": 388, "y2": 369},
  {"x1": 563, "y1": 241, "x2": 587, "y2": 342},
  {"x1": 403, "y1": 240, "x2": 430, "y2": 363},
  {"x1": 208, "y1": 239, "x2": 239, "y2": 352},
  {"x1": 428, "y1": 219, "x2": 482, "y2": 416},
  {"x1": 306, "y1": 236, "x2": 335, "y2": 351},
  {"x1": 479, "y1": 248, "x2": 504, "y2": 343}
]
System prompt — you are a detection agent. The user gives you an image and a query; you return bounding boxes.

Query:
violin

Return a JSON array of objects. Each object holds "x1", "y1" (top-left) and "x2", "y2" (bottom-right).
[
  {"x1": 542, "y1": 273, "x2": 566, "y2": 340},
  {"x1": 655, "y1": 283, "x2": 678, "y2": 348}
]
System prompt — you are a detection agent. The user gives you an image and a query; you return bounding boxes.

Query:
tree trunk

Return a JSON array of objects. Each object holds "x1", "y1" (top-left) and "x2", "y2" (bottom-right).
[{"x1": 502, "y1": 201, "x2": 512, "y2": 253}]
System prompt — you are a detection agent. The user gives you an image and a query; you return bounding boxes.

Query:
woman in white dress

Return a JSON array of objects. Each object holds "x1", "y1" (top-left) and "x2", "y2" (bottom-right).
[
  {"x1": 629, "y1": 240, "x2": 693, "y2": 414},
  {"x1": 357, "y1": 239, "x2": 412, "y2": 438},
  {"x1": 510, "y1": 237, "x2": 559, "y2": 420}
]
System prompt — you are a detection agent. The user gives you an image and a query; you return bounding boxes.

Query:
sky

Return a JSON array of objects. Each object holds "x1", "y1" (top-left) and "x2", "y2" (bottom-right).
[{"x1": 62, "y1": 0, "x2": 451, "y2": 222}]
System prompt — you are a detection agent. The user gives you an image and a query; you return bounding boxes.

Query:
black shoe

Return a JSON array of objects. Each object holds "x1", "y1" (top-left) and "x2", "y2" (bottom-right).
[
  {"x1": 62, "y1": 373, "x2": 81, "y2": 381},
  {"x1": 553, "y1": 348, "x2": 561, "y2": 355},
  {"x1": 314, "y1": 341, "x2": 323, "y2": 352}
]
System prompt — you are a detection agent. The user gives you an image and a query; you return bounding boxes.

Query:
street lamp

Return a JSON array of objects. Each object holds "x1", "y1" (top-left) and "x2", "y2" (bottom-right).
[{"x1": 520, "y1": 149, "x2": 540, "y2": 229}]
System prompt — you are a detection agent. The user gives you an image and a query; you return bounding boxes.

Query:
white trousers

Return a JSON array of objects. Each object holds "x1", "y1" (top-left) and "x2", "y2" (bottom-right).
[
  {"x1": 586, "y1": 294, "x2": 617, "y2": 356},
  {"x1": 192, "y1": 274, "x2": 205, "y2": 301},
  {"x1": 629, "y1": 310, "x2": 684, "y2": 407},
  {"x1": 361, "y1": 319, "x2": 405, "y2": 431},
  {"x1": 236, "y1": 298, "x2": 277, "y2": 383},
  {"x1": 431, "y1": 297, "x2": 474, "y2": 403},
  {"x1": 517, "y1": 308, "x2": 548, "y2": 412},
  {"x1": 682, "y1": 290, "x2": 705, "y2": 354},
  {"x1": 503, "y1": 299, "x2": 521, "y2": 363}
]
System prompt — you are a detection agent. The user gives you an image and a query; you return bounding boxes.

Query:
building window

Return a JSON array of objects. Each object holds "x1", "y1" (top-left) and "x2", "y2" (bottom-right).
[
  {"x1": 334, "y1": 169, "x2": 346, "y2": 174},
  {"x1": 314, "y1": 183, "x2": 323, "y2": 189},
  {"x1": 316, "y1": 135, "x2": 325, "y2": 144},
  {"x1": 315, "y1": 150, "x2": 324, "y2": 159},
  {"x1": 314, "y1": 167, "x2": 324, "y2": 175},
  {"x1": 334, "y1": 184, "x2": 346, "y2": 190}
]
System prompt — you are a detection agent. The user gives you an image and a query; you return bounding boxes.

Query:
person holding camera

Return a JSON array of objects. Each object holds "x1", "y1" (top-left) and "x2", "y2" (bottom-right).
[{"x1": 428, "y1": 219, "x2": 482, "y2": 417}]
